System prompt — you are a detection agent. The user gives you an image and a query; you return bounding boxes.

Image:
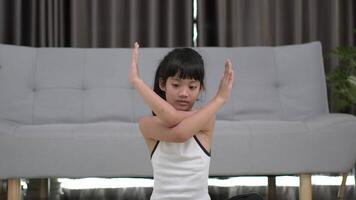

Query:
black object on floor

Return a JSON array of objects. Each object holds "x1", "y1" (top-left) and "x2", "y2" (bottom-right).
[{"x1": 226, "y1": 193, "x2": 264, "y2": 200}]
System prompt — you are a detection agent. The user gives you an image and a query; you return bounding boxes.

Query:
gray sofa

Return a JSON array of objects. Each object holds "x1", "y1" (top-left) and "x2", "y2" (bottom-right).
[{"x1": 0, "y1": 42, "x2": 355, "y2": 199}]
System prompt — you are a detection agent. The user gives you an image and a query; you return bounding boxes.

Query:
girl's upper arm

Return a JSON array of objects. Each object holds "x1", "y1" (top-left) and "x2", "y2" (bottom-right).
[
  {"x1": 160, "y1": 109, "x2": 197, "y2": 128},
  {"x1": 138, "y1": 114, "x2": 215, "y2": 143},
  {"x1": 139, "y1": 116, "x2": 184, "y2": 143}
]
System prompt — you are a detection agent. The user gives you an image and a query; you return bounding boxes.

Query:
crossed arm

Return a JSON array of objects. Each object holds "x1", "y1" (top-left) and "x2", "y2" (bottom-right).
[
  {"x1": 129, "y1": 43, "x2": 234, "y2": 142},
  {"x1": 129, "y1": 77, "x2": 196, "y2": 128},
  {"x1": 129, "y1": 43, "x2": 196, "y2": 128}
]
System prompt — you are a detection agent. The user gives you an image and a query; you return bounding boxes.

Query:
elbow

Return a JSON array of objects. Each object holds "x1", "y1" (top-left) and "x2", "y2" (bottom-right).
[
  {"x1": 172, "y1": 128, "x2": 190, "y2": 143},
  {"x1": 166, "y1": 110, "x2": 181, "y2": 127},
  {"x1": 161, "y1": 115, "x2": 180, "y2": 128},
  {"x1": 155, "y1": 108, "x2": 180, "y2": 128},
  {"x1": 166, "y1": 118, "x2": 179, "y2": 128}
]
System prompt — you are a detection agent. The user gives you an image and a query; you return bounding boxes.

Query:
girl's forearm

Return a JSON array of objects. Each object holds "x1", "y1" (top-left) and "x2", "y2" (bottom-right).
[
  {"x1": 173, "y1": 96, "x2": 225, "y2": 139},
  {"x1": 133, "y1": 78, "x2": 191, "y2": 127}
]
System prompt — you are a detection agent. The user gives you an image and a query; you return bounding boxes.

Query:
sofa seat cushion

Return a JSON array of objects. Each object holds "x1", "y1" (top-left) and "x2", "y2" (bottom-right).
[
  {"x1": 0, "y1": 121, "x2": 151, "y2": 178},
  {"x1": 2, "y1": 113, "x2": 354, "y2": 178},
  {"x1": 210, "y1": 114, "x2": 356, "y2": 175},
  {"x1": 1, "y1": 113, "x2": 356, "y2": 178}
]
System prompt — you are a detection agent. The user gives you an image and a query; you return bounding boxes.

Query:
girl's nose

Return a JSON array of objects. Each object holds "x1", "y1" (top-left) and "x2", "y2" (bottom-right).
[{"x1": 179, "y1": 88, "x2": 188, "y2": 97}]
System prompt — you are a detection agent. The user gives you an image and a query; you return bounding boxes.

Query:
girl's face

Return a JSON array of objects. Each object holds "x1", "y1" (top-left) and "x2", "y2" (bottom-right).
[{"x1": 160, "y1": 74, "x2": 202, "y2": 111}]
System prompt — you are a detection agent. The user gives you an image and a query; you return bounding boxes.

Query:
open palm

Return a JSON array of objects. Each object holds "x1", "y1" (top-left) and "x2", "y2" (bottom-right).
[
  {"x1": 129, "y1": 42, "x2": 140, "y2": 85},
  {"x1": 216, "y1": 59, "x2": 234, "y2": 103}
]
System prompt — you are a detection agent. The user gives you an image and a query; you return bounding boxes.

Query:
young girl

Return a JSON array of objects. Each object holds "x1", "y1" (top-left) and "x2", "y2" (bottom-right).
[{"x1": 129, "y1": 42, "x2": 234, "y2": 199}]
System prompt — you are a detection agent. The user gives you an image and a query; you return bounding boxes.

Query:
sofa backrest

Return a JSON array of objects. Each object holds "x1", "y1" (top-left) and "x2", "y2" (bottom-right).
[
  {"x1": 0, "y1": 42, "x2": 328, "y2": 125},
  {"x1": 200, "y1": 42, "x2": 329, "y2": 121}
]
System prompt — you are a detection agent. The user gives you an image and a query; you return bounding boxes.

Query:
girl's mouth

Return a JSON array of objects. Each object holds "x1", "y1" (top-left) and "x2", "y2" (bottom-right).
[{"x1": 176, "y1": 100, "x2": 190, "y2": 105}]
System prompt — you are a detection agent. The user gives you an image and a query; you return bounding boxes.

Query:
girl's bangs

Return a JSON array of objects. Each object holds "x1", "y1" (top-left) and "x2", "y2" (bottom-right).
[{"x1": 167, "y1": 63, "x2": 204, "y2": 82}]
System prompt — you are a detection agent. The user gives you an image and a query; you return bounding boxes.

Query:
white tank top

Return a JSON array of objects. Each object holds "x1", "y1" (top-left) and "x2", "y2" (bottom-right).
[{"x1": 150, "y1": 135, "x2": 211, "y2": 200}]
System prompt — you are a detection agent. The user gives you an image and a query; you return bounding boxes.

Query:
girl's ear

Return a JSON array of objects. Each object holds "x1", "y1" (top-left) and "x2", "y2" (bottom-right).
[
  {"x1": 159, "y1": 79, "x2": 166, "y2": 91},
  {"x1": 198, "y1": 86, "x2": 203, "y2": 96},
  {"x1": 196, "y1": 85, "x2": 204, "y2": 102},
  {"x1": 199, "y1": 83, "x2": 204, "y2": 92}
]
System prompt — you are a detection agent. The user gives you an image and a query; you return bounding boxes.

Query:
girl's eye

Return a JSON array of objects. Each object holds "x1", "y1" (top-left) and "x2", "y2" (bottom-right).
[
  {"x1": 189, "y1": 86, "x2": 197, "y2": 90},
  {"x1": 172, "y1": 83, "x2": 179, "y2": 88}
]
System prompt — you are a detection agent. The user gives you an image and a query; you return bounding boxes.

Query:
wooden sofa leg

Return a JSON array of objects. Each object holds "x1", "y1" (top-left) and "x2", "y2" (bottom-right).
[
  {"x1": 268, "y1": 176, "x2": 277, "y2": 200},
  {"x1": 28, "y1": 178, "x2": 49, "y2": 199},
  {"x1": 299, "y1": 174, "x2": 312, "y2": 200},
  {"x1": 7, "y1": 178, "x2": 21, "y2": 200},
  {"x1": 0, "y1": 178, "x2": 3, "y2": 200},
  {"x1": 337, "y1": 173, "x2": 348, "y2": 200},
  {"x1": 39, "y1": 178, "x2": 49, "y2": 199}
]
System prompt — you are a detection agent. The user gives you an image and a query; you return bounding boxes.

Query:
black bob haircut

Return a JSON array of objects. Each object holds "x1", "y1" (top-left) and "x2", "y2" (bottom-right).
[{"x1": 152, "y1": 48, "x2": 205, "y2": 115}]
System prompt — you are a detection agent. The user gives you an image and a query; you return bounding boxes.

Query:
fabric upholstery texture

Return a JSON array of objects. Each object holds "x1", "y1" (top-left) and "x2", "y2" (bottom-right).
[{"x1": 0, "y1": 42, "x2": 355, "y2": 178}]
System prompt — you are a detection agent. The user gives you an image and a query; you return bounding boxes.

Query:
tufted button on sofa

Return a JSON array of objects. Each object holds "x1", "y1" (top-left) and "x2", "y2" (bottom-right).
[{"x1": 0, "y1": 42, "x2": 355, "y2": 200}]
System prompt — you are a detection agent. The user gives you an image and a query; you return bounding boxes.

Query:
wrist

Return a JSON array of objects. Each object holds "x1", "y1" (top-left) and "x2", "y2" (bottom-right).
[
  {"x1": 213, "y1": 96, "x2": 227, "y2": 106},
  {"x1": 132, "y1": 77, "x2": 144, "y2": 88}
]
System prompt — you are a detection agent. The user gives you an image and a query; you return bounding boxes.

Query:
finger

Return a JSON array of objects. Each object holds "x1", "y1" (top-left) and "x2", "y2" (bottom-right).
[
  {"x1": 225, "y1": 59, "x2": 233, "y2": 78},
  {"x1": 222, "y1": 63, "x2": 228, "y2": 84},
  {"x1": 224, "y1": 60, "x2": 229, "y2": 75},
  {"x1": 228, "y1": 70, "x2": 234, "y2": 88},
  {"x1": 135, "y1": 42, "x2": 139, "y2": 58},
  {"x1": 224, "y1": 61, "x2": 232, "y2": 78},
  {"x1": 226, "y1": 59, "x2": 232, "y2": 73},
  {"x1": 135, "y1": 42, "x2": 140, "y2": 50},
  {"x1": 220, "y1": 72, "x2": 227, "y2": 88},
  {"x1": 229, "y1": 70, "x2": 234, "y2": 84},
  {"x1": 131, "y1": 42, "x2": 139, "y2": 66},
  {"x1": 226, "y1": 59, "x2": 231, "y2": 65}
]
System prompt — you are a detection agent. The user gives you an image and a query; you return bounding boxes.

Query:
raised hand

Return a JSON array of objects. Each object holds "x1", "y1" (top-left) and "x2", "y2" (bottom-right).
[
  {"x1": 216, "y1": 59, "x2": 234, "y2": 103},
  {"x1": 129, "y1": 42, "x2": 140, "y2": 85}
]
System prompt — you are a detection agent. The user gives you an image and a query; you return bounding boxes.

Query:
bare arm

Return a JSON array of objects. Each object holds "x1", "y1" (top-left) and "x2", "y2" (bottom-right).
[
  {"x1": 139, "y1": 59, "x2": 234, "y2": 142},
  {"x1": 139, "y1": 114, "x2": 216, "y2": 143},
  {"x1": 129, "y1": 42, "x2": 195, "y2": 127}
]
